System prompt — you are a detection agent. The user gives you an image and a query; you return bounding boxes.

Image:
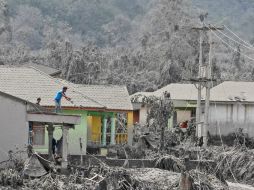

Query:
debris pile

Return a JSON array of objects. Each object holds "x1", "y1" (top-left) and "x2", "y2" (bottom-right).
[
  {"x1": 154, "y1": 155, "x2": 185, "y2": 172},
  {"x1": 181, "y1": 170, "x2": 229, "y2": 190},
  {"x1": 116, "y1": 144, "x2": 145, "y2": 159},
  {"x1": 126, "y1": 168, "x2": 180, "y2": 190},
  {"x1": 216, "y1": 147, "x2": 254, "y2": 186}
]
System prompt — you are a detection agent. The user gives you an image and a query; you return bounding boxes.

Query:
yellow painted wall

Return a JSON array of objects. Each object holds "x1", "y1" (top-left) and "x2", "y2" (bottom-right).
[
  {"x1": 87, "y1": 116, "x2": 92, "y2": 143},
  {"x1": 91, "y1": 116, "x2": 101, "y2": 144},
  {"x1": 127, "y1": 111, "x2": 133, "y2": 128},
  {"x1": 127, "y1": 111, "x2": 134, "y2": 145}
]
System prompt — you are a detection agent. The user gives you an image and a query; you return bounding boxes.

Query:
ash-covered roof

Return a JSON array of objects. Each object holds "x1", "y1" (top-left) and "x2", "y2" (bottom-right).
[
  {"x1": 60, "y1": 80, "x2": 133, "y2": 111},
  {"x1": 0, "y1": 66, "x2": 104, "y2": 109},
  {"x1": 131, "y1": 83, "x2": 201, "y2": 102},
  {"x1": 210, "y1": 81, "x2": 254, "y2": 102},
  {"x1": 20, "y1": 63, "x2": 61, "y2": 76}
]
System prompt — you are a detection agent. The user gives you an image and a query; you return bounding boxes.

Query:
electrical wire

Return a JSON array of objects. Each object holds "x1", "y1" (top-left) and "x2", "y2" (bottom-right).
[
  {"x1": 209, "y1": 24, "x2": 254, "y2": 51},
  {"x1": 205, "y1": 25, "x2": 254, "y2": 62},
  {"x1": 223, "y1": 25, "x2": 254, "y2": 49}
]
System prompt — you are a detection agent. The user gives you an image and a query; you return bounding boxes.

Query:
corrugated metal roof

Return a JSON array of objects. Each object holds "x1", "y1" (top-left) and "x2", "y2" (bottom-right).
[{"x1": 0, "y1": 66, "x2": 104, "y2": 109}]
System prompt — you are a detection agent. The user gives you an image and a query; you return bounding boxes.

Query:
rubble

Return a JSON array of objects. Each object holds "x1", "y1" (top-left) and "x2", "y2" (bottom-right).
[
  {"x1": 125, "y1": 168, "x2": 180, "y2": 190},
  {"x1": 154, "y1": 155, "x2": 185, "y2": 172},
  {"x1": 216, "y1": 147, "x2": 254, "y2": 186},
  {"x1": 0, "y1": 124, "x2": 252, "y2": 190},
  {"x1": 183, "y1": 170, "x2": 229, "y2": 190}
]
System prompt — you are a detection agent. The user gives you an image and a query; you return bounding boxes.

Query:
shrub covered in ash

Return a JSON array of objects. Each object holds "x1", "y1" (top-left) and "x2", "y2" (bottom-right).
[{"x1": 0, "y1": 169, "x2": 23, "y2": 188}]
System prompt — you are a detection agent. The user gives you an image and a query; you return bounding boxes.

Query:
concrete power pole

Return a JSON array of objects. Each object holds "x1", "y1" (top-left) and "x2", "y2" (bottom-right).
[
  {"x1": 195, "y1": 24, "x2": 203, "y2": 138},
  {"x1": 203, "y1": 32, "x2": 213, "y2": 148},
  {"x1": 192, "y1": 24, "x2": 223, "y2": 147}
]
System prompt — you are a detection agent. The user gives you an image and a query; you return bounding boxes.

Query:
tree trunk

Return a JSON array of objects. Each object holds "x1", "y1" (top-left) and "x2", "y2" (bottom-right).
[{"x1": 160, "y1": 123, "x2": 165, "y2": 150}]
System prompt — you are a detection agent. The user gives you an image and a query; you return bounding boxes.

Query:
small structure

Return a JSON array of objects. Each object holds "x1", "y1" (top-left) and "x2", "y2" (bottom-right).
[
  {"x1": 207, "y1": 81, "x2": 254, "y2": 137},
  {"x1": 0, "y1": 90, "x2": 81, "y2": 168},
  {"x1": 131, "y1": 84, "x2": 199, "y2": 127}
]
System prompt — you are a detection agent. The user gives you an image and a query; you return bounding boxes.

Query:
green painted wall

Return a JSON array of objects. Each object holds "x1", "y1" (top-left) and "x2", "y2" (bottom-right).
[
  {"x1": 62, "y1": 110, "x2": 87, "y2": 155},
  {"x1": 34, "y1": 110, "x2": 116, "y2": 155},
  {"x1": 34, "y1": 110, "x2": 88, "y2": 155},
  {"x1": 88, "y1": 111, "x2": 114, "y2": 117}
]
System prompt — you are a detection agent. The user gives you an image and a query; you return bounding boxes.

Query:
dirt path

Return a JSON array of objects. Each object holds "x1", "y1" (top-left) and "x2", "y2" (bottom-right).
[{"x1": 228, "y1": 182, "x2": 254, "y2": 190}]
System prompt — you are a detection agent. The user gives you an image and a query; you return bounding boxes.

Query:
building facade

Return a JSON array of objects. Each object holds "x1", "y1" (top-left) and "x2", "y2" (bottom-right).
[
  {"x1": 0, "y1": 91, "x2": 80, "y2": 165},
  {"x1": 205, "y1": 81, "x2": 254, "y2": 137},
  {"x1": 0, "y1": 66, "x2": 133, "y2": 155},
  {"x1": 131, "y1": 84, "x2": 198, "y2": 127}
]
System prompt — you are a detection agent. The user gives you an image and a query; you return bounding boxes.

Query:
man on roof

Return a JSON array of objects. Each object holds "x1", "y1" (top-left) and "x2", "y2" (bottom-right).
[{"x1": 54, "y1": 86, "x2": 71, "y2": 113}]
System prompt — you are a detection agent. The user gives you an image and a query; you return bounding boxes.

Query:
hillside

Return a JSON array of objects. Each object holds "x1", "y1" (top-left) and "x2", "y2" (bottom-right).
[{"x1": 1, "y1": 0, "x2": 254, "y2": 93}]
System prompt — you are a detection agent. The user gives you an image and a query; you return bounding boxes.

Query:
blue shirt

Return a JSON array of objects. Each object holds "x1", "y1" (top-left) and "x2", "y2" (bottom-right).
[{"x1": 54, "y1": 90, "x2": 63, "y2": 103}]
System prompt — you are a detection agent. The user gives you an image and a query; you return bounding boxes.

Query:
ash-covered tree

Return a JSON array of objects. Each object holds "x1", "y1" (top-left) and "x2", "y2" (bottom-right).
[{"x1": 132, "y1": 92, "x2": 174, "y2": 150}]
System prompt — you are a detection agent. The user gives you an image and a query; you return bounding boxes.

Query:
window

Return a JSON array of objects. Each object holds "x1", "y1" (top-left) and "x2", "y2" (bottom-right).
[{"x1": 33, "y1": 124, "x2": 45, "y2": 146}]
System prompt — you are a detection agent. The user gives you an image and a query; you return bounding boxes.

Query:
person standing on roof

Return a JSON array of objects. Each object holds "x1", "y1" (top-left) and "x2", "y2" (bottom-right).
[
  {"x1": 36, "y1": 97, "x2": 41, "y2": 105},
  {"x1": 54, "y1": 87, "x2": 71, "y2": 113}
]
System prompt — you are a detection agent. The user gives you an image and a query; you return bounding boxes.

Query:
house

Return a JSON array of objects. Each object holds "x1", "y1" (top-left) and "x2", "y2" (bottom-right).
[
  {"x1": 69, "y1": 84, "x2": 133, "y2": 147},
  {"x1": 131, "y1": 83, "x2": 201, "y2": 127},
  {"x1": 0, "y1": 90, "x2": 81, "y2": 168},
  {"x1": 206, "y1": 81, "x2": 254, "y2": 137},
  {"x1": 58, "y1": 79, "x2": 134, "y2": 147},
  {"x1": 0, "y1": 66, "x2": 133, "y2": 155}
]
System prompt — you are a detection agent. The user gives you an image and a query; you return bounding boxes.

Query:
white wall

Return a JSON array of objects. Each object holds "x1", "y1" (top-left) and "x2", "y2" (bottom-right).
[
  {"x1": 176, "y1": 110, "x2": 191, "y2": 123},
  {"x1": 208, "y1": 103, "x2": 254, "y2": 137},
  {"x1": 139, "y1": 105, "x2": 150, "y2": 126},
  {"x1": 0, "y1": 94, "x2": 28, "y2": 161}
]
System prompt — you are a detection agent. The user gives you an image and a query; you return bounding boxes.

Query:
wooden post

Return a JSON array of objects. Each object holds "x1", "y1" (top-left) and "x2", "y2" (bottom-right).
[
  {"x1": 179, "y1": 173, "x2": 192, "y2": 190},
  {"x1": 47, "y1": 124, "x2": 54, "y2": 160},
  {"x1": 61, "y1": 125, "x2": 69, "y2": 169}
]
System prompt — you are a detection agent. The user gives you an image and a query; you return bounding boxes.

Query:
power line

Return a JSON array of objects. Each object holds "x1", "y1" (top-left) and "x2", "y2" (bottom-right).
[
  {"x1": 206, "y1": 25, "x2": 254, "y2": 62},
  {"x1": 209, "y1": 24, "x2": 254, "y2": 51},
  {"x1": 224, "y1": 25, "x2": 254, "y2": 49}
]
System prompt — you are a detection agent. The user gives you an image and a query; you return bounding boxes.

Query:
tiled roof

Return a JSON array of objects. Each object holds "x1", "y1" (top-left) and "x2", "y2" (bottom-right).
[
  {"x1": 20, "y1": 63, "x2": 61, "y2": 76},
  {"x1": 132, "y1": 82, "x2": 254, "y2": 103},
  {"x1": 60, "y1": 80, "x2": 133, "y2": 111},
  {"x1": 210, "y1": 81, "x2": 254, "y2": 102},
  {"x1": 0, "y1": 66, "x2": 104, "y2": 109}
]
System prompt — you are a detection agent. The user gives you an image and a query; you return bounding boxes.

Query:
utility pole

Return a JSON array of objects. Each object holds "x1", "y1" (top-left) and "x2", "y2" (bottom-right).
[
  {"x1": 203, "y1": 32, "x2": 213, "y2": 148},
  {"x1": 192, "y1": 24, "x2": 223, "y2": 147},
  {"x1": 195, "y1": 23, "x2": 203, "y2": 138}
]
